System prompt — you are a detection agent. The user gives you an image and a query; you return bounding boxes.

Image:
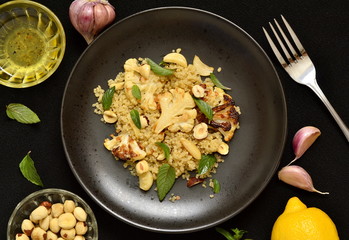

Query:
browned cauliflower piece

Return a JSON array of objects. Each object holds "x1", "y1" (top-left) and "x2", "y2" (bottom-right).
[
  {"x1": 153, "y1": 88, "x2": 197, "y2": 134},
  {"x1": 210, "y1": 94, "x2": 240, "y2": 141},
  {"x1": 106, "y1": 134, "x2": 146, "y2": 161},
  {"x1": 195, "y1": 84, "x2": 240, "y2": 142}
]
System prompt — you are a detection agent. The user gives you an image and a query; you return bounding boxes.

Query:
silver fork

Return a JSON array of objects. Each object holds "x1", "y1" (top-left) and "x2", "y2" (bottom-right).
[{"x1": 263, "y1": 15, "x2": 349, "y2": 142}]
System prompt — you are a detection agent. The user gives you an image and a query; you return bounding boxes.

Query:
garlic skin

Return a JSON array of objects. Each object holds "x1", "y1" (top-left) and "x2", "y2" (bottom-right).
[
  {"x1": 69, "y1": 0, "x2": 116, "y2": 44},
  {"x1": 288, "y1": 126, "x2": 321, "y2": 165},
  {"x1": 278, "y1": 165, "x2": 329, "y2": 195}
]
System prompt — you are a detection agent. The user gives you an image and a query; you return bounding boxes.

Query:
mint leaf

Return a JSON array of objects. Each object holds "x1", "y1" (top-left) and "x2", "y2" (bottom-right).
[
  {"x1": 146, "y1": 58, "x2": 174, "y2": 76},
  {"x1": 213, "y1": 179, "x2": 221, "y2": 194},
  {"x1": 130, "y1": 109, "x2": 141, "y2": 129},
  {"x1": 6, "y1": 103, "x2": 40, "y2": 124},
  {"x1": 193, "y1": 97, "x2": 213, "y2": 121},
  {"x1": 132, "y1": 85, "x2": 141, "y2": 100},
  {"x1": 198, "y1": 154, "x2": 217, "y2": 175},
  {"x1": 210, "y1": 73, "x2": 231, "y2": 90},
  {"x1": 156, "y1": 164, "x2": 175, "y2": 201},
  {"x1": 102, "y1": 86, "x2": 115, "y2": 110},
  {"x1": 19, "y1": 151, "x2": 44, "y2": 187},
  {"x1": 156, "y1": 142, "x2": 170, "y2": 161}
]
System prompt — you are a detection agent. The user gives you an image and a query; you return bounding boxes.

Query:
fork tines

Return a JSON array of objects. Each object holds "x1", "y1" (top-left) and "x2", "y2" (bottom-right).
[{"x1": 263, "y1": 15, "x2": 305, "y2": 67}]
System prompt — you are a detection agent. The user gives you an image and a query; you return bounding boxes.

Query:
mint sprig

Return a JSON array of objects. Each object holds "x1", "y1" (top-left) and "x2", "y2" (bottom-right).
[
  {"x1": 156, "y1": 142, "x2": 170, "y2": 161},
  {"x1": 198, "y1": 154, "x2": 217, "y2": 175},
  {"x1": 19, "y1": 151, "x2": 44, "y2": 187},
  {"x1": 156, "y1": 163, "x2": 175, "y2": 201},
  {"x1": 210, "y1": 73, "x2": 231, "y2": 90},
  {"x1": 6, "y1": 103, "x2": 40, "y2": 124},
  {"x1": 132, "y1": 84, "x2": 141, "y2": 100},
  {"x1": 146, "y1": 58, "x2": 174, "y2": 76},
  {"x1": 102, "y1": 86, "x2": 115, "y2": 110},
  {"x1": 193, "y1": 97, "x2": 213, "y2": 121},
  {"x1": 130, "y1": 109, "x2": 141, "y2": 129}
]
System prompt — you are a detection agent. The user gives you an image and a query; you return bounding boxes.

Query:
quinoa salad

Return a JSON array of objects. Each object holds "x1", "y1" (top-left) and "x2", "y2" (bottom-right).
[{"x1": 92, "y1": 49, "x2": 240, "y2": 201}]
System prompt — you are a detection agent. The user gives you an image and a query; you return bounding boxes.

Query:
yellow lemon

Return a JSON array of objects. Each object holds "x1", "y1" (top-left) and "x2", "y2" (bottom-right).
[{"x1": 271, "y1": 197, "x2": 339, "y2": 240}]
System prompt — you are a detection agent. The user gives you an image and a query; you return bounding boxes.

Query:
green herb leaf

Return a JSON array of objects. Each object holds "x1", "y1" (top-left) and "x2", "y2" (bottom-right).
[
  {"x1": 132, "y1": 85, "x2": 141, "y2": 100},
  {"x1": 216, "y1": 227, "x2": 251, "y2": 240},
  {"x1": 213, "y1": 178, "x2": 221, "y2": 194},
  {"x1": 130, "y1": 109, "x2": 141, "y2": 129},
  {"x1": 146, "y1": 58, "x2": 174, "y2": 76},
  {"x1": 193, "y1": 97, "x2": 213, "y2": 121},
  {"x1": 210, "y1": 73, "x2": 231, "y2": 90},
  {"x1": 102, "y1": 86, "x2": 115, "y2": 110},
  {"x1": 198, "y1": 154, "x2": 217, "y2": 175},
  {"x1": 156, "y1": 142, "x2": 170, "y2": 161},
  {"x1": 231, "y1": 228, "x2": 249, "y2": 240},
  {"x1": 216, "y1": 227, "x2": 235, "y2": 240},
  {"x1": 6, "y1": 103, "x2": 40, "y2": 124},
  {"x1": 156, "y1": 163, "x2": 176, "y2": 201},
  {"x1": 19, "y1": 151, "x2": 44, "y2": 187}
]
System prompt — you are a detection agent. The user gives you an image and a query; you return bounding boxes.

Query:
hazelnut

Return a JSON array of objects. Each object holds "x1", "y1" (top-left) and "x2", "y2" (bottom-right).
[
  {"x1": 58, "y1": 213, "x2": 76, "y2": 230},
  {"x1": 21, "y1": 219, "x2": 34, "y2": 236},
  {"x1": 40, "y1": 201, "x2": 52, "y2": 214},
  {"x1": 60, "y1": 228, "x2": 76, "y2": 240},
  {"x1": 73, "y1": 207, "x2": 87, "y2": 222},
  {"x1": 193, "y1": 123, "x2": 208, "y2": 139},
  {"x1": 39, "y1": 215, "x2": 50, "y2": 231},
  {"x1": 63, "y1": 200, "x2": 76, "y2": 213},
  {"x1": 49, "y1": 217, "x2": 61, "y2": 233},
  {"x1": 217, "y1": 142, "x2": 229, "y2": 155},
  {"x1": 46, "y1": 230, "x2": 58, "y2": 240},
  {"x1": 135, "y1": 160, "x2": 149, "y2": 175},
  {"x1": 30, "y1": 206, "x2": 48, "y2": 222},
  {"x1": 75, "y1": 221, "x2": 88, "y2": 235},
  {"x1": 51, "y1": 203, "x2": 64, "y2": 218},
  {"x1": 31, "y1": 227, "x2": 47, "y2": 240},
  {"x1": 16, "y1": 233, "x2": 30, "y2": 240},
  {"x1": 192, "y1": 85, "x2": 205, "y2": 98},
  {"x1": 73, "y1": 236, "x2": 85, "y2": 240},
  {"x1": 103, "y1": 110, "x2": 117, "y2": 123}
]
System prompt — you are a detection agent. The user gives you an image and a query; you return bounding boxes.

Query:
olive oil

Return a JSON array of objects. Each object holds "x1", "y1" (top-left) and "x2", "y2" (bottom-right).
[
  {"x1": 0, "y1": 1, "x2": 66, "y2": 88},
  {"x1": 5, "y1": 27, "x2": 46, "y2": 67}
]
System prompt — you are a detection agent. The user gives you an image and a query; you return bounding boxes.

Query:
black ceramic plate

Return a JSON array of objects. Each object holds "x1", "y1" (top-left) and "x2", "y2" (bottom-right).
[{"x1": 61, "y1": 7, "x2": 287, "y2": 233}]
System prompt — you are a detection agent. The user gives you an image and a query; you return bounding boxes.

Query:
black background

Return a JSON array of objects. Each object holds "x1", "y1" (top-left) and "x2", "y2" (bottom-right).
[{"x1": 1, "y1": 0, "x2": 348, "y2": 239}]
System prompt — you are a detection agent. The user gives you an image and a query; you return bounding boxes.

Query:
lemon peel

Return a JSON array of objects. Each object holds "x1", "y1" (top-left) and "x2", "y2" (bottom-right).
[{"x1": 271, "y1": 197, "x2": 339, "y2": 240}]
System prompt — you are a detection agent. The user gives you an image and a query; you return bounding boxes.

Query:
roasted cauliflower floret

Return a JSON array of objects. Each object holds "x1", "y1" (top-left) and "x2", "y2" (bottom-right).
[
  {"x1": 167, "y1": 109, "x2": 197, "y2": 132},
  {"x1": 105, "y1": 134, "x2": 146, "y2": 161},
  {"x1": 153, "y1": 88, "x2": 197, "y2": 134},
  {"x1": 123, "y1": 58, "x2": 163, "y2": 111},
  {"x1": 210, "y1": 94, "x2": 240, "y2": 141},
  {"x1": 124, "y1": 59, "x2": 142, "y2": 104},
  {"x1": 139, "y1": 81, "x2": 163, "y2": 111}
]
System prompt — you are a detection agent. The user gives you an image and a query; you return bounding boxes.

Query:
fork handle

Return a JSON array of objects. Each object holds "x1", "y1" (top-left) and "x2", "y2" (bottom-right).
[{"x1": 307, "y1": 80, "x2": 349, "y2": 142}]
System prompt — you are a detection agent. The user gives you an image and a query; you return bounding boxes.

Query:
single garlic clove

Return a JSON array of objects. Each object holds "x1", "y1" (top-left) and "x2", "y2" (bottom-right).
[
  {"x1": 163, "y1": 52, "x2": 188, "y2": 67},
  {"x1": 278, "y1": 165, "x2": 329, "y2": 194},
  {"x1": 76, "y1": 3, "x2": 95, "y2": 43},
  {"x1": 288, "y1": 126, "x2": 321, "y2": 165},
  {"x1": 93, "y1": 3, "x2": 113, "y2": 36}
]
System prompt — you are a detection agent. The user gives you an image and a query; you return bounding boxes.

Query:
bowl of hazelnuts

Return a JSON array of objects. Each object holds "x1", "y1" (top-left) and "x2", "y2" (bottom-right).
[{"x1": 7, "y1": 188, "x2": 98, "y2": 240}]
